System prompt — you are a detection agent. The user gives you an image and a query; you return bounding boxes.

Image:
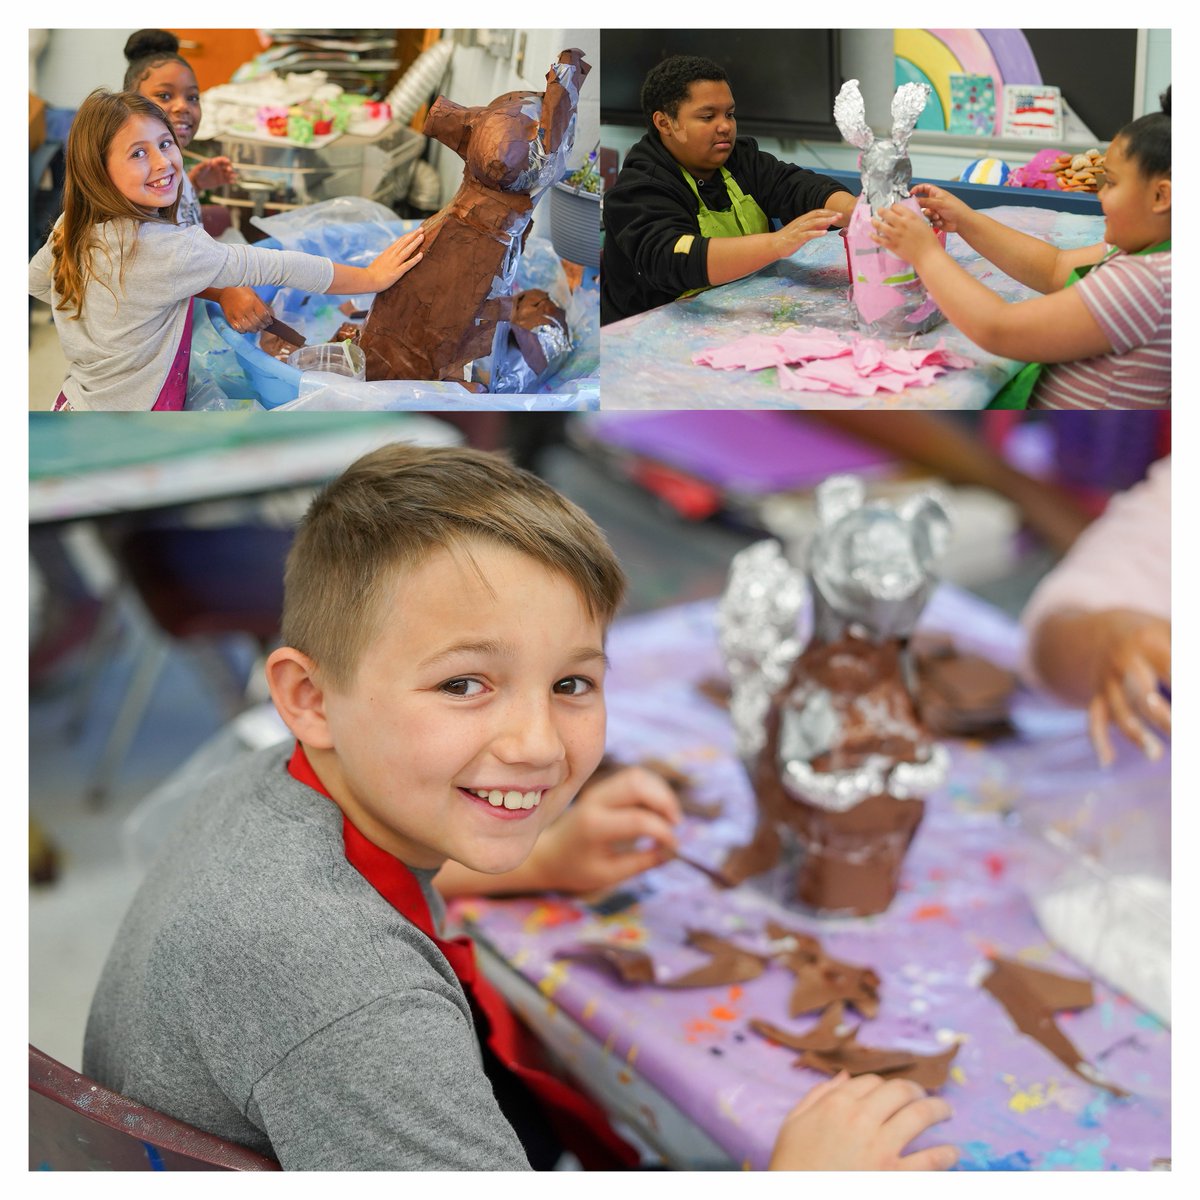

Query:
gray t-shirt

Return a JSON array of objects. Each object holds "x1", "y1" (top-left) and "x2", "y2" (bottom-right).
[
  {"x1": 83, "y1": 746, "x2": 530, "y2": 1171},
  {"x1": 29, "y1": 219, "x2": 334, "y2": 410}
]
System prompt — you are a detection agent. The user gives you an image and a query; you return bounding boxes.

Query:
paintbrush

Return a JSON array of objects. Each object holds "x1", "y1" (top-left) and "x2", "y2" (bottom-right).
[{"x1": 672, "y1": 851, "x2": 737, "y2": 889}]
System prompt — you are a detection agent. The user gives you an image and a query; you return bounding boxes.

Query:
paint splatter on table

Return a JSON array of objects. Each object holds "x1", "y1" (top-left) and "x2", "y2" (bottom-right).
[
  {"x1": 454, "y1": 587, "x2": 1170, "y2": 1169},
  {"x1": 600, "y1": 206, "x2": 1104, "y2": 410}
]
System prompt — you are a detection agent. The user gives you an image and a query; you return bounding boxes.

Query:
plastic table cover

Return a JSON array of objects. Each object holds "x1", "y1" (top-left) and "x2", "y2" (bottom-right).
[
  {"x1": 454, "y1": 584, "x2": 1170, "y2": 1169},
  {"x1": 599, "y1": 206, "x2": 1104, "y2": 411}
]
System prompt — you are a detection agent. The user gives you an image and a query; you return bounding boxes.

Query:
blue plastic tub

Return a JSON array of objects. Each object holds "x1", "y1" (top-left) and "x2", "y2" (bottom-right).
[
  {"x1": 205, "y1": 219, "x2": 409, "y2": 406},
  {"x1": 205, "y1": 256, "x2": 301, "y2": 408}
]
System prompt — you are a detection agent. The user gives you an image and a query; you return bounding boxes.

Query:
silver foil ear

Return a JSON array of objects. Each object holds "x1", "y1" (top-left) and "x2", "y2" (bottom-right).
[
  {"x1": 717, "y1": 540, "x2": 807, "y2": 762},
  {"x1": 833, "y1": 79, "x2": 874, "y2": 149},
  {"x1": 806, "y1": 476, "x2": 950, "y2": 642},
  {"x1": 890, "y1": 82, "x2": 931, "y2": 151}
]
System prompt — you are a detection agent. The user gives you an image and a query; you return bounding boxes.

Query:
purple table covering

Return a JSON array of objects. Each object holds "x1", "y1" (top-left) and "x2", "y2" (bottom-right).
[
  {"x1": 456, "y1": 587, "x2": 1170, "y2": 1170},
  {"x1": 578, "y1": 412, "x2": 894, "y2": 495}
]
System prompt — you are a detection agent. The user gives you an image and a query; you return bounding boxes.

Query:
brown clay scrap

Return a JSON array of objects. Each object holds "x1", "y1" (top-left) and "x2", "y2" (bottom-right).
[
  {"x1": 982, "y1": 956, "x2": 1128, "y2": 1096},
  {"x1": 556, "y1": 929, "x2": 769, "y2": 990},
  {"x1": 752, "y1": 1002, "x2": 958, "y2": 1090},
  {"x1": 912, "y1": 635, "x2": 1017, "y2": 738},
  {"x1": 665, "y1": 930, "x2": 771, "y2": 988},
  {"x1": 764, "y1": 921, "x2": 880, "y2": 1018},
  {"x1": 359, "y1": 50, "x2": 590, "y2": 385},
  {"x1": 555, "y1": 944, "x2": 656, "y2": 985}
]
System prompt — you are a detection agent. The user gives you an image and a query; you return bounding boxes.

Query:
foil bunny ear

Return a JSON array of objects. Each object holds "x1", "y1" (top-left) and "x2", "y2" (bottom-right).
[
  {"x1": 889, "y1": 82, "x2": 931, "y2": 153},
  {"x1": 834, "y1": 78, "x2": 874, "y2": 150},
  {"x1": 718, "y1": 540, "x2": 807, "y2": 761},
  {"x1": 898, "y1": 491, "x2": 952, "y2": 570}
]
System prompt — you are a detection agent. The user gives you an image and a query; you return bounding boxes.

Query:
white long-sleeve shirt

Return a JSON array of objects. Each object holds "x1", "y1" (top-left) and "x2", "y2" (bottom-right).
[{"x1": 30, "y1": 218, "x2": 334, "y2": 410}]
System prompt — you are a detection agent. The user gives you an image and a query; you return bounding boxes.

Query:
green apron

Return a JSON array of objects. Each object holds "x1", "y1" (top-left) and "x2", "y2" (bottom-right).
[
  {"x1": 989, "y1": 237, "x2": 1171, "y2": 409},
  {"x1": 678, "y1": 166, "x2": 770, "y2": 299}
]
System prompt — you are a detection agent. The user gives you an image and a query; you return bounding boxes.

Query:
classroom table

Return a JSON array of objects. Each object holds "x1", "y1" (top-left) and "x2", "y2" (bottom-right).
[
  {"x1": 28, "y1": 412, "x2": 459, "y2": 523},
  {"x1": 452, "y1": 585, "x2": 1171, "y2": 1170},
  {"x1": 600, "y1": 206, "x2": 1105, "y2": 410}
]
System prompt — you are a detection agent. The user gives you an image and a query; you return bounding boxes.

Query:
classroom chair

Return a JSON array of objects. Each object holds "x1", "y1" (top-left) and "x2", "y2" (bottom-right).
[
  {"x1": 84, "y1": 523, "x2": 293, "y2": 806},
  {"x1": 29, "y1": 1044, "x2": 280, "y2": 1171}
]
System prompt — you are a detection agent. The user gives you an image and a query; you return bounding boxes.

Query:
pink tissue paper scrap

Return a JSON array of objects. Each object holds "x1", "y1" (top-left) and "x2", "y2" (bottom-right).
[{"x1": 692, "y1": 328, "x2": 973, "y2": 397}]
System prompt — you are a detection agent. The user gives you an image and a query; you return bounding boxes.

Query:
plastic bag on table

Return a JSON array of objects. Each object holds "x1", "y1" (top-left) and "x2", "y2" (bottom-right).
[
  {"x1": 184, "y1": 377, "x2": 261, "y2": 411},
  {"x1": 274, "y1": 375, "x2": 598, "y2": 411},
  {"x1": 256, "y1": 214, "x2": 422, "y2": 346},
  {"x1": 491, "y1": 290, "x2": 572, "y2": 394},
  {"x1": 250, "y1": 197, "x2": 402, "y2": 249},
  {"x1": 498, "y1": 234, "x2": 600, "y2": 391}
]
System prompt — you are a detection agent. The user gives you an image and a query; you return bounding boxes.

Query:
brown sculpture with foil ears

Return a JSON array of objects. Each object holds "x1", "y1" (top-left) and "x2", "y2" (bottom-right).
[
  {"x1": 360, "y1": 49, "x2": 590, "y2": 385},
  {"x1": 718, "y1": 476, "x2": 951, "y2": 916}
]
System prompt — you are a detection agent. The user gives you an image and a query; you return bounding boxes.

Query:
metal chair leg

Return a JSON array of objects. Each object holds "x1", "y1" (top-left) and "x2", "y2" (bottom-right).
[{"x1": 85, "y1": 638, "x2": 169, "y2": 809}]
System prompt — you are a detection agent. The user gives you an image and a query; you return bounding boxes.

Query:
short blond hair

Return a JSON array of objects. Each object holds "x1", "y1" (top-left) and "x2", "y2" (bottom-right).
[{"x1": 282, "y1": 443, "x2": 627, "y2": 686}]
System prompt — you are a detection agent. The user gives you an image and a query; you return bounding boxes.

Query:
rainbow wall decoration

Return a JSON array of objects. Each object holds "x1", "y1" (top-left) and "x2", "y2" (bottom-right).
[{"x1": 894, "y1": 29, "x2": 1042, "y2": 136}]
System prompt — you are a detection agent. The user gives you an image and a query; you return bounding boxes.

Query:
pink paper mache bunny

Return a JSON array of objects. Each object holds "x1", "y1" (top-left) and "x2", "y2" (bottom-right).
[{"x1": 834, "y1": 79, "x2": 946, "y2": 336}]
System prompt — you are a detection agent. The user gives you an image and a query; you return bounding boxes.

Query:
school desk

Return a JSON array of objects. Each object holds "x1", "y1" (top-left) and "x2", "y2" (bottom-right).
[
  {"x1": 455, "y1": 584, "x2": 1171, "y2": 1169},
  {"x1": 28, "y1": 412, "x2": 458, "y2": 524},
  {"x1": 600, "y1": 206, "x2": 1106, "y2": 410}
]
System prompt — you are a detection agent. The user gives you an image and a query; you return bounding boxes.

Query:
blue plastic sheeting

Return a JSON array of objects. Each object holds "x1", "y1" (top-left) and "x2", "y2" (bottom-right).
[
  {"x1": 190, "y1": 200, "x2": 599, "y2": 409},
  {"x1": 279, "y1": 377, "x2": 597, "y2": 411}
]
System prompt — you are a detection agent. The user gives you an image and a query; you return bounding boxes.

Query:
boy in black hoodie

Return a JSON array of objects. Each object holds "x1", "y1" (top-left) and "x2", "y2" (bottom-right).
[{"x1": 601, "y1": 54, "x2": 856, "y2": 325}]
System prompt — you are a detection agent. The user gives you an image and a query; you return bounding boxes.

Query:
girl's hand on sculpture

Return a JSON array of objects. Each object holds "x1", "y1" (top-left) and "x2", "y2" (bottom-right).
[
  {"x1": 774, "y1": 209, "x2": 841, "y2": 259},
  {"x1": 909, "y1": 183, "x2": 971, "y2": 234},
  {"x1": 366, "y1": 229, "x2": 425, "y2": 292},
  {"x1": 871, "y1": 204, "x2": 941, "y2": 267}
]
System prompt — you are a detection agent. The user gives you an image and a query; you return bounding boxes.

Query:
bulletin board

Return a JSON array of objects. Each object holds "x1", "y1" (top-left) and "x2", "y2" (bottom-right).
[{"x1": 894, "y1": 29, "x2": 1141, "y2": 141}]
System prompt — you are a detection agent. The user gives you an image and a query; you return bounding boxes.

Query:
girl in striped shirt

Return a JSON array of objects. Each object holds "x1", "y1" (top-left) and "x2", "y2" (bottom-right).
[{"x1": 872, "y1": 88, "x2": 1170, "y2": 409}]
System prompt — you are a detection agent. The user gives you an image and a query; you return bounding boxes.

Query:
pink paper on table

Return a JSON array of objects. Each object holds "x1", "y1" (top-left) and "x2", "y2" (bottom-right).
[
  {"x1": 693, "y1": 330, "x2": 850, "y2": 371},
  {"x1": 697, "y1": 327, "x2": 975, "y2": 396}
]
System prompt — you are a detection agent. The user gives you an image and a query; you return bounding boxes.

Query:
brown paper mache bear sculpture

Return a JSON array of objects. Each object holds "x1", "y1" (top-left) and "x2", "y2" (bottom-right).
[{"x1": 359, "y1": 49, "x2": 590, "y2": 387}]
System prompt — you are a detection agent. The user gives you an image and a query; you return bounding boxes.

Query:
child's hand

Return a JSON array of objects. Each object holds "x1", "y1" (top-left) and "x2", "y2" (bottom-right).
[
  {"x1": 366, "y1": 230, "x2": 425, "y2": 292},
  {"x1": 219, "y1": 287, "x2": 276, "y2": 334},
  {"x1": 774, "y1": 209, "x2": 840, "y2": 259},
  {"x1": 871, "y1": 204, "x2": 941, "y2": 266},
  {"x1": 910, "y1": 183, "x2": 970, "y2": 234},
  {"x1": 525, "y1": 765, "x2": 682, "y2": 894},
  {"x1": 191, "y1": 156, "x2": 236, "y2": 190},
  {"x1": 769, "y1": 1072, "x2": 957, "y2": 1171},
  {"x1": 1086, "y1": 609, "x2": 1171, "y2": 767}
]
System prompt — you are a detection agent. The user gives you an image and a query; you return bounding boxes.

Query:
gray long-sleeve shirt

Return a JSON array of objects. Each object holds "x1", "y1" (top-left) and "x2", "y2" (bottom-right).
[
  {"x1": 83, "y1": 746, "x2": 531, "y2": 1170},
  {"x1": 29, "y1": 218, "x2": 334, "y2": 410}
]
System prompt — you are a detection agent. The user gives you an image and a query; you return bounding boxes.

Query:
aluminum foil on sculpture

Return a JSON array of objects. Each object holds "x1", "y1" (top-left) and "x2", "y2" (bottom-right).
[
  {"x1": 718, "y1": 540, "x2": 807, "y2": 762},
  {"x1": 721, "y1": 476, "x2": 951, "y2": 816},
  {"x1": 834, "y1": 79, "x2": 946, "y2": 337}
]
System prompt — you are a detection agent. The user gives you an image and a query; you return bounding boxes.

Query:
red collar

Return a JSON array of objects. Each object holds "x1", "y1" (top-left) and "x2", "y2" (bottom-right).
[
  {"x1": 285, "y1": 741, "x2": 635, "y2": 1168},
  {"x1": 286, "y1": 742, "x2": 440, "y2": 943}
]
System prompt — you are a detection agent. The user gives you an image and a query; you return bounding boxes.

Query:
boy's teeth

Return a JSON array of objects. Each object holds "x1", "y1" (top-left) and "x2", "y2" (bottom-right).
[{"x1": 470, "y1": 787, "x2": 541, "y2": 809}]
